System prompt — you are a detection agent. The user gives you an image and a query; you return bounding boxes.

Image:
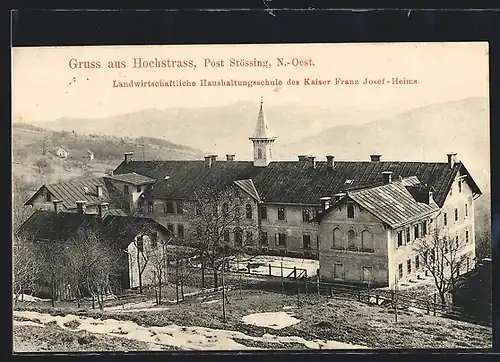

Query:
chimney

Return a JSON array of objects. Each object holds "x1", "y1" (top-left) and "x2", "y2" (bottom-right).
[
  {"x1": 76, "y1": 200, "x2": 87, "y2": 214},
  {"x1": 370, "y1": 154, "x2": 381, "y2": 162},
  {"x1": 204, "y1": 155, "x2": 213, "y2": 168},
  {"x1": 320, "y1": 196, "x2": 332, "y2": 211},
  {"x1": 326, "y1": 155, "x2": 335, "y2": 169},
  {"x1": 298, "y1": 155, "x2": 309, "y2": 167},
  {"x1": 210, "y1": 154, "x2": 218, "y2": 164},
  {"x1": 226, "y1": 154, "x2": 235, "y2": 162},
  {"x1": 96, "y1": 184, "x2": 103, "y2": 197},
  {"x1": 124, "y1": 152, "x2": 134, "y2": 163},
  {"x1": 97, "y1": 203, "x2": 103, "y2": 219},
  {"x1": 381, "y1": 171, "x2": 393, "y2": 184},
  {"x1": 53, "y1": 199, "x2": 63, "y2": 213},
  {"x1": 308, "y1": 156, "x2": 316, "y2": 169},
  {"x1": 447, "y1": 152, "x2": 458, "y2": 169}
]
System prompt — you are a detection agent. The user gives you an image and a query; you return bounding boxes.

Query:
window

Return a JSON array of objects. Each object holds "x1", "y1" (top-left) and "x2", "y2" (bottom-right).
[
  {"x1": 333, "y1": 263, "x2": 344, "y2": 279},
  {"x1": 245, "y1": 204, "x2": 253, "y2": 219},
  {"x1": 303, "y1": 235, "x2": 311, "y2": 250},
  {"x1": 277, "y1": 233, "x2": 287, "y2": 247},
  {"x1": 223, "y1": 229, "x2": 230, "y2": 242},
  {"x1": 45, "y1": 191, "x2": 51, "y2": 202},
  {"x1": 222, "y1": 202, "x2": 229, "y2": 216},
  {"x1": 407, "y1": 259, "x2": 412, "y2": 275},
  {"x1": 333, "y1": 228, "x2": 343, "y2": 249},
  {"x1": 138, "y1": 201, "x2": 144, "y2": 213},
  {"x1": 257, "y1": 148, "x2": 263, "y2": 159},
  {"x1": 347, "y1": 203, "x2": 355, "y2": 219},
  {"x1": 466, "y1": 230, "x2": 469, "y2": 243},
  {"x1": 136, "y1": 185, "x2": 141, "y2": 193},
  {"x1": 164, "y1": 201, "x2": 174, "y2": 214},
  {"x1": 260, "y1": 205, "x2": 268, "y2": 220},
  {"x1": 177, "y1": 224, "x2": 185, "y2": 238},
  {"x1": 455, "y1": 208, "x2": 458, "y2": 222},
  {"x1": 422, "y1": 221, "x2": 427, "y2": 236},
  {"x1": 465, "y1": 204, "x2": 468, "y2": 217},
  {"x1": 397, "y1": 231, "x2": 403, "y2": 247},
  {"x1": 136, "y1": 236, "x2": 144, "y2": 252},
  {"x1": 234, "y1": 227, "x2": 243, "y2": 246},
  {"x1": 124, "y1": 185, "x2": 129, "y2": 194},
  {"x1": 150, "y1": 234, "x2": 157, "y2": 249},
  {"x1": 302, "y1": 209, "x2": 310, "y2": 222},
  {"x1": 347, "y1": 230, "x2": 356, "y2": 250},
  {"x1": 458, "y1": 179, "x2": 462, "y2": 193},
  {"x1": 398, "y1": 263, "x2": 403, "y2": 279},
  {"x1": 147, "y1": 201, "x2": 154, "y2": 213},
  {"x1": 277, "y1": 207, "x2": 286, "y2": 221},
  {"x1": 362, "y1": 266, "x2": 373, "y2": 282},
  {"x1": 167, "y1": 224, "x2": 174, "y2": 236},
  {"x1": 406, "y1": 227, "x2": 411, "y2": 244},
  {"x1": 361, "y1": 230, "x2": 373, "y2": 252},
  {"x1": 455, "y1": 235, "x2": 459, "y2": 249},
  {"x1": 444, "y1": 213, "x2": 447, "y2": 226},
  {"x1": 177, "y1": 201, "x2": 184, "y2": 215},
  {"x1": 246, "y1": 231, "x2": 253, "y2": 244},
  {"x1": 415, "y1": 255, "x2": 420, "y2": 269},
  {"x1": 260, "y1": 231, "x2": 268, "y2": 246},
  {"x1": 444, "y1": 237, "x2": 449, "y2": 253},
  {"x1": 414, "y1": 224, "x2": 420, "y2": 239}
]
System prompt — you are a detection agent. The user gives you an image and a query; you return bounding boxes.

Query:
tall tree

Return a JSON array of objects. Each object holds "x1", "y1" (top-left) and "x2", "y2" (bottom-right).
[
  {"x1": 186, "y1": 185, "x2": 245, "y2": 289},
  {"x1": 12, "y1": 235, "x2": 38, "y2": 303},
  {"x1": 413, "y1": 227, "x2": 470, "y2": 305}
]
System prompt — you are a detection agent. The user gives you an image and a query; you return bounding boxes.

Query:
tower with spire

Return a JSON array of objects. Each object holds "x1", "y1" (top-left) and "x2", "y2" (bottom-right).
[{"x1": 249, "y1": 97, "x2": 277, "y2": 167}]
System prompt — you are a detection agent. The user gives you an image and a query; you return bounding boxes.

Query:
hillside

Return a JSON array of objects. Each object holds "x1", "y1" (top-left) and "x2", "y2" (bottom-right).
[
  {"x1": 12, "y1": 123, "x2": 205, "y2": 188},
  {"x1": 29, "y1": 102, "x2": 404, "y2": 161}
]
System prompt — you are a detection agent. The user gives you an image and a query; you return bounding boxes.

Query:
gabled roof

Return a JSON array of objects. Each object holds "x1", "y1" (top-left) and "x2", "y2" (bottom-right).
[
  {"x1": 104, "y1": 172, "x2": 156, "y2": 186},
  {"x1": 348, "y1": 180, "x2": 440, "y2": 228},
  {"x1": 112, "y1": 159, "x2": 481, "y2": 207},
  {"x1": 249, "y1": 98, "x2": 277, "y2": 140},
  {"x1": 24, "y1": 177, "x2": 112, "y2": 210},
  {"x1": 234, "y1": 179, "x2": 261, "y2": 202},
  {"x1": 312, "y1": 179, "x2": 440, "y2": 228}
]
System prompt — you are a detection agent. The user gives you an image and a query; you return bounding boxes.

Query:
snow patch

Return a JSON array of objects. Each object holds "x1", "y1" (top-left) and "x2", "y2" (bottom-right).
[
  {"x1": 12, "y1": 294, "x2": 51, "y2": 303},
  {"x1": 241, "y1": 312, "x2": 301, "y2": 330}
]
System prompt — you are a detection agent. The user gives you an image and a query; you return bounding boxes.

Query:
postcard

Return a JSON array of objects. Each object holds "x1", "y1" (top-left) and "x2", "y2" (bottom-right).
[{"x1": 12, "y1": 42, "x2": 492, "y2": 352}]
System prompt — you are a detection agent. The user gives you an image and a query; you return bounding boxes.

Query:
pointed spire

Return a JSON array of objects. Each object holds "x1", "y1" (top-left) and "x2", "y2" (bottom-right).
[{"x1": 250, "y1": 97, "x2": 277, "y2": 139}]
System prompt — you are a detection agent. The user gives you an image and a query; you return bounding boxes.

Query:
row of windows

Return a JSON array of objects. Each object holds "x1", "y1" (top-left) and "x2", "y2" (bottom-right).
[
  {"x1": 398, "y1": 252, "x2": 472, "y2": 280},
  {"x1": 124, "y1": 185, "x2": 142, "y2": 194},
  {"x1": 443, "y1": 204, "x2": 469, "y2": 226},
  {"x1": 397, "y1": 220, "x2": 429, "y2": 247},
  {"x1": 332, "y1": 228, "x2": 374, "y2": 253}
]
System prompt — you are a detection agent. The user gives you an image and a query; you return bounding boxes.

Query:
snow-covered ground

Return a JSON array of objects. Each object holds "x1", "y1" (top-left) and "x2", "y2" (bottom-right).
[
  {"x1": 241, "y1": 312, "x2": 301, "y2": 330},
  {"x1": 12, "y1": 294, "x2": 51, "y2": 303},
  {"x1": 13, "y1": 310, "x2": 368, "y2": 350},
  {"x1": 228, "y1": 255, "x2": 319, "y2": 278}
]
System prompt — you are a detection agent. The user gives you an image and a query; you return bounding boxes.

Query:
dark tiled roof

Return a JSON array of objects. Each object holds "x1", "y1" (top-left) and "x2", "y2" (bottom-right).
[
  {"x1": 234, "y1": 179, "x2": 261, "y2": 202},
  {"x1": 113, "y1": 160, "x2": 482, "y2": 207},
  {"x1": 348, "y1": 181, "x2": 440, "y2": 228},
  {"x1": 25, "y1": 177, "x2": 111, "y2": 210},
  {"x1": 16, "y1": 210, "x2": 167, "y2": 249},
  {"x1": 104, "y1": 172, "x2": 156, "y2": 186},
  {"x1": 16, "y1": 210, "x2": 99, "y2": 242}
]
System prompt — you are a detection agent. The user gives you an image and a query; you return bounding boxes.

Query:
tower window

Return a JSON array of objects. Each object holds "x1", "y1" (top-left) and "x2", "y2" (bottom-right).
[
  {"x1": 347, "y1": 203, "x2": 355, "y2": 219},
  {"x1": 257, "y1": 148, "x2": 263, "y2": 159},
  {"x1": 277, "y1": 207, "x2": 286, "y2": 221}
]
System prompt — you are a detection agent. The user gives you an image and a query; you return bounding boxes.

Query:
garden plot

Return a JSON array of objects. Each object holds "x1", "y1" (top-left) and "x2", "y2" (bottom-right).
[{"x1": 228, "y1": 255, "x2": 319, "y2": 278}]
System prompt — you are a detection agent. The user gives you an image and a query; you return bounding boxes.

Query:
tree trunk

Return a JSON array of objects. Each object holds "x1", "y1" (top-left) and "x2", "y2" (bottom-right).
[
  {"x1": 158, "y1": 271, "x2": 162, "y2": 305},
  {"x1": 201, "y1": 256, "x2": 205, "y2": 289},
  {"x1": 213, "y1": 269, "x2": 218, "y2": 289},
  {"x1": 51, "y1": 281, "x2": 55, "y2": 307},
  {"x1": 137, "y1": 248, "x2": 143, "y2": 294},
  {"x1": 438, "y1": 290, "x2": 446, "y2": 305}
]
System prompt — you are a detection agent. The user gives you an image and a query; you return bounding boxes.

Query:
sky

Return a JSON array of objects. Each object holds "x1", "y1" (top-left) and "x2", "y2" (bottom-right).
[{"x1": 12, "y1": 42, "x2": 489, "y2": 123}]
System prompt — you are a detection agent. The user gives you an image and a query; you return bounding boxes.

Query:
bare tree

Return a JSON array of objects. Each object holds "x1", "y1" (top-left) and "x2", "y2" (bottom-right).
[
  {"x1": 12, "y1": 235, "x2": 38, "y2": 304},
  {"x1": 413, "y1": 227, "x2": 469, "y2": 305},
  {"x1": 65, "y1": 228, "x2": 122, "y2": 309},
  {"x1": 12, "y1": 177, "x2": 36, "y2": 231},
  {"x1": 185, "y1": 185, "x2": 245, "y2": 289},
  {"x1": 35, "y1": 240, "x2": 69, "y2": 307}
]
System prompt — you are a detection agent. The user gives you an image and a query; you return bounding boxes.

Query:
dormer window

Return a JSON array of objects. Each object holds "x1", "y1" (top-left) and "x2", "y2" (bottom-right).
[
  {"x1": 136, "y1": 185, "x2": 141, "y2": 193},
  {"x1": 124, "y1": 185, "x2": 129, "y2": 194},
  {"x1": 345, "y1": 179, "x2": 353, "y2": 185}
]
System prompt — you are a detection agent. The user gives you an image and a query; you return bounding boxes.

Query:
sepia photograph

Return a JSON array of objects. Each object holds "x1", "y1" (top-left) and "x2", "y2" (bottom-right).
[{"x1": 12, "y1": 42, "x2": 492, "y2": 352}]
